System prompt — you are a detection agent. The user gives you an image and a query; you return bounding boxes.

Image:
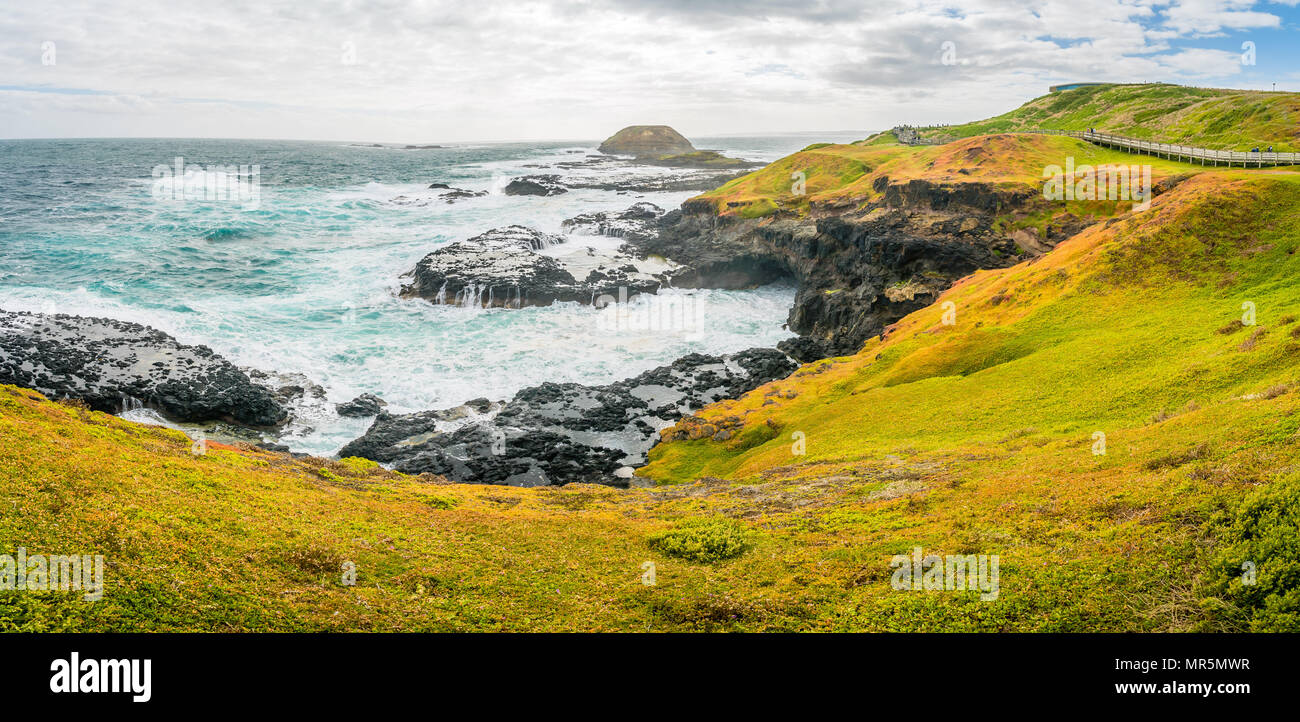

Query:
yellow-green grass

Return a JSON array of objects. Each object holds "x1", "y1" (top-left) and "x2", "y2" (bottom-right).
[
  {"x1": 7, "y1": 377, "x2": 1281, "y2": 632},
  {"x1": 694, "y1": 133, "x2": 1209, "y2": 218},
  {"x1": 644, "y1": 171, "x2": 1300, "y2": 630},
  {"x1": 0, "y1": 385, "x2": 1027, "y2": 632},
  {"x1": 0, "y1": 390, "x2": 783, "y2": 631},
  {"x1": 924, "y1": 83, "x2": 1300, "y2": 152},
  {"x1": 4, "y1": 171, "x2": 1300, "y2": 631}
]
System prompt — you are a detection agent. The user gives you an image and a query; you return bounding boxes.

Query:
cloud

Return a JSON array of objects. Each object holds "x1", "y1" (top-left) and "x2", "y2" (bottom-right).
[
  {"x1": 1160, "y1": 0, "x2": 1283, "y2": 35},
  {"x1": 0, "y1": 0, "x2": 1291, "y2": 141}
]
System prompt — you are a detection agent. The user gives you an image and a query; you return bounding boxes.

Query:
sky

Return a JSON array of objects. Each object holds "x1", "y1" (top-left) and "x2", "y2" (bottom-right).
[{"x1": 0, "y1": 0, "x2": 1297, "y2": 143}]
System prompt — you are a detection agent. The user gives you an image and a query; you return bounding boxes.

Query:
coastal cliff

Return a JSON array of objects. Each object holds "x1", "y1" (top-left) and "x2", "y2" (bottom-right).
[{"x1": 627, "y1": 133, "x2": 1188, "y2": 359}]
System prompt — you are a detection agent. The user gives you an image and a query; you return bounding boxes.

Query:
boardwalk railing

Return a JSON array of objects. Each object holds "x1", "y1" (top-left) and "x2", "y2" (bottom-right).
[
  {"x1": 897, "y1": 126, "x2": 1297, "y2": 167},
  {"x1": 1023, "y1": 129, "x2": 1298, "y2": 167}
]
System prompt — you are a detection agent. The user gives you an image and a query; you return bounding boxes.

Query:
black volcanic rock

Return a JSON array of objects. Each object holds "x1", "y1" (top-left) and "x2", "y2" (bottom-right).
[
  {"x1": 776, "y1": 336, "x2": 831, "y2": 363},
  {"x1": 399, "y1": 222, "x2": 676, "y2": 309},
  {"x1": 336, "y1": 393, "x2": 388, "y2": 417},
  {"x1": 391, "y1": 187, "x2": 487, "y2": 205},
  {"x1": 560, "y1": 202, "x2": 666, "y2": 244},
  {"x1": 398, "y1": 225, "x2": 585, "y2": 308},
  {"x1": 339, "y1": 348, "x2": 798, "y2": 487},
  {"x1": 438, "y1": 188, "x2": 488, "y2": 202},
  {"x1": 0, "y1": 310, "x2": 287, "y2": 426},
  {"x1": 626, "y1": 178, "x2": 1049, "y2": 357},
  {"x1": 503, "y1": 175, "x2": 568, "y2": 196}
]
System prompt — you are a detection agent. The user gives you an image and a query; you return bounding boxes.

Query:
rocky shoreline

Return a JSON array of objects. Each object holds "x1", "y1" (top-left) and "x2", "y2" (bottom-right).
[
  {"x1": 1, "y1": 129, "x2": 1106, "y2": 488},
  {"x1": 0, "y1": 311, "x2": 287, "y2": 426},
  {"x1": 338, "y1": 348, "x2": 796, "y2": 487},
  {"x1": 394, "y1": 173, "x2": 1089, "y2": 360},
  {"x1": 398, "y1": 222, "x2": 679, "y2": 309},
  {"x1": 634, "y1": 180, "x2": 1044, "y2": 359}
]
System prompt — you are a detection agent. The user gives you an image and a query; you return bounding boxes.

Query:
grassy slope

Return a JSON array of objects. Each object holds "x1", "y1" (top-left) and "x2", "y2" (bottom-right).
[
  {"x1": 695, "y1": 132, "x2": 1206, "y2": 218},
  {"x1": 2, "y1": 391, "x2": 802, "y2": 632},
  {"x1": 5, "y1": 171, "x2": 1298, "y2": 631},
  {"x1": 6, "y1": 84, "x2": 1300, "y2": 632},
  {"x1": 643, "y1": 171, "x2": 1300, "y2": 630},
  {"x1": 923, "y1": 83, "x2": 1300, "y2": 151},
  {"x1": 695, "y1": 83, "x2": 1299, "y2": 219}
]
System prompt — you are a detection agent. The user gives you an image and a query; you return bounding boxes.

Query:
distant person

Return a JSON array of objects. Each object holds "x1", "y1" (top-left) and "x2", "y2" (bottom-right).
[{"x1": 1268, "y1": 145, "x2": 1274, "y2": 152}]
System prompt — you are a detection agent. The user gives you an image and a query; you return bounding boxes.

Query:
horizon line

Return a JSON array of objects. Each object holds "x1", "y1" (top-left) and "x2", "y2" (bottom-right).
[{"x1": 0, "y1": 129, "x2": 876, "y2": 145}]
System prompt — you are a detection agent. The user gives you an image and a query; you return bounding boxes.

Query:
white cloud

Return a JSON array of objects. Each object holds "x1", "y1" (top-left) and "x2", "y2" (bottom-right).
[
  {"x1": 0, "y1": 0, "x2": 1288, "y2": 141},
  {"x1": 1160, "y1": 0, "x2": 1282, "y2": 34}
]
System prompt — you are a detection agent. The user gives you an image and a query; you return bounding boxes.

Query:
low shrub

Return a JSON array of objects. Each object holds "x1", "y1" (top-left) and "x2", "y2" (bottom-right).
[
  {"x1": 647, "y1": 517, "x2": 753, "y2": 563},
  {"x1": 1201, "y1": 473, "x2": 1300, "y2": 631}
]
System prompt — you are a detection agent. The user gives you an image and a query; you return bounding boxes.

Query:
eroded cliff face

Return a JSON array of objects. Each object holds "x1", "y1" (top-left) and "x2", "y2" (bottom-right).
[{"x1": 633, "y1": 178, "x2": 1092, "y2": 360}]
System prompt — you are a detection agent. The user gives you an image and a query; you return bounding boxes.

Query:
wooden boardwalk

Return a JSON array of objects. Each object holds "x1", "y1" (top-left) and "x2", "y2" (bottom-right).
[
  {"x1": 1027, "y1": 129, "x2": 1298, "y2": 168},
  {"x1": 894, "y1": 126, "x2": 1298, "y2": 167}
]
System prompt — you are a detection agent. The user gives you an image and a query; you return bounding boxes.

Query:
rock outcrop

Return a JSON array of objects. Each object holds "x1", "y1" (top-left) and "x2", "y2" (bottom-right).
[
  {"x1": 640, "y1": 151, "x2": 763, "y2": 169},
  {"x1": 399, "y1": 221, "x2": 679, "y2": 309},
  {"x1": 399, "y1": 226, "x2": 580, "y2": 307},
  {"x1": 598, "y1": 125, "x2": 696, "y2": 157},
  {"x1": 560, "y1": 202, "x2": 665, "y2": 244},
  {"x1": 390, "y1": 186, "x2": 487, "y2": 206},
  {"x1": 0, "y1": 311, "x2": 287, "y2": 426},
  {"x1": 503, "y1": 175, "x2": 568, "y2": 197},
  {"x1": 336, "y1": 393, "x2": 388, "y2": 418},
  {"x1": 338, "y1": 348, "x2": 797, "y2": 487},
  {"x1": 625, "y1": 178, "x2": 1083, "y2": 359}
]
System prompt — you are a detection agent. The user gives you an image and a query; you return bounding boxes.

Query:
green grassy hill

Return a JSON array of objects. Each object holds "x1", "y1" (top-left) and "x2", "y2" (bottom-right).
[
  {"x1": 693, "y1": 132, "x2": 1204, "y2": 218},
  {"x1": 644, "y1": 170, "x2": 1300, "y2": 631},
  {"x1": 921, "y1": 83, "x2": 1300, "y2": 151}
]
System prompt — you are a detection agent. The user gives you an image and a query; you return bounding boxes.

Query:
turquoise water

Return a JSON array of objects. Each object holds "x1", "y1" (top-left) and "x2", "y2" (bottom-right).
[{"x1": 0, "y1": 133, "x2": 861, "y2": 454}]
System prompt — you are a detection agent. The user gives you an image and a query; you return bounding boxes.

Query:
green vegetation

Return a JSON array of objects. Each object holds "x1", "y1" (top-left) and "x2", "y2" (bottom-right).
[
  {"x1": 1203, "y1": 472, "x2": 1300, "y2": 631},
  {"x1": 646, "y1": 517, "x2": 753, "y2": 563},
  {"x1": 694, "y1": 131, "x2": 1204, "y2": 218},
  {"x1": 4, "y1": 84, "x2": 1300, "y2": 631},
  {"x1": 645, "y1": 171, "x2": 1300, "y2": 631},
  {"x1": 921, "y1": 83, "x2": 1300, "y2": 151}
]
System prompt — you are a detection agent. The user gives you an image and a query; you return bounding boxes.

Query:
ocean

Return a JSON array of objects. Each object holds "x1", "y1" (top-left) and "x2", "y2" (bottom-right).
[{"x1": 0, "y1": 132, "x2": 863, "y2": 454}]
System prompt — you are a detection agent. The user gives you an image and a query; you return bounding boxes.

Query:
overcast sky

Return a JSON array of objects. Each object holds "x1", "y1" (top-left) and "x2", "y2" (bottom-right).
[{"x1": 1, "y1": 0, "x2": 1297, "y2": 142}]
